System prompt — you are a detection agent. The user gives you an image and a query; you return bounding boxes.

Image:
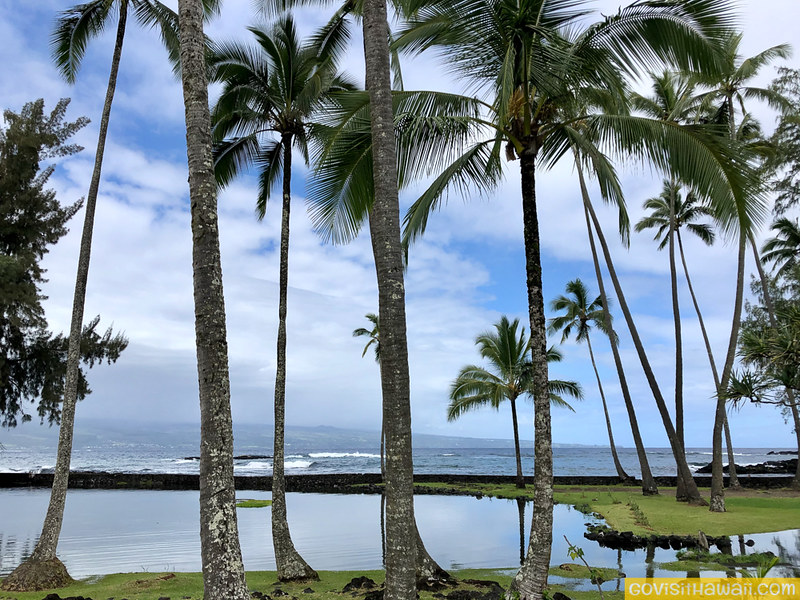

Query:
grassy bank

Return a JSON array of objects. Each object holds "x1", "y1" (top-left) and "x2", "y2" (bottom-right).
[
  {"x1": 416, "y1": 483, "x2": 800, "y2": 537},
  {"x1": 0, "y1": 569, "x2": 621, "y2": 600}
]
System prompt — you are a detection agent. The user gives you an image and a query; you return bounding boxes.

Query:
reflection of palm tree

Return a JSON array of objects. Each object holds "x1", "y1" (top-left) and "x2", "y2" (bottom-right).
[
  {"x1": 2, "y1": 0, "x2": 184, "y2": 590},
  {"x1": 210, "y1": 17, "x2": 353, "y2": 580},
  {"x1": 449, "y1": 316, "x2": 582, "y2": 489},
  {"x1": 548, "y1": 279, "x2": 630, "y2": 483}
]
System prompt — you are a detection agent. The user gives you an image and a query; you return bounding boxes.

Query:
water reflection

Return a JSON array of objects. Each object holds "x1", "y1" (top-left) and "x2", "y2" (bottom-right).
[{"x1": 0, "y1": 488, "x2": 797, "y2": 584}]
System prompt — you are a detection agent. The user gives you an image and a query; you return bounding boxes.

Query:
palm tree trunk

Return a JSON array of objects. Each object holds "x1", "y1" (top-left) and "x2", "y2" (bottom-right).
[
  {"x1": 508, "y1": 146, "x2": 552, "y2": 600},
  {"x1": 1, "y1": 5, "x2": 129, "y2": 592},
  {"x1": 414, "y1": 520, "x2": 450, "y2": 582},
  {"x1": 668, "y1": 183, "x2": 688, "y2": 502},
  {"x1": 362, "y1": 0, "x2": 416, "y2": 598},
  {"x1": 722, "y1": 416, "x2": 740, "y2": 489},
  {"x1": 176, "y1": 1, "x2": 249, "y2": 597},
  {"x1": 509, "y1": 396, "x2": 526, "y2": 489},
  {"x1": 585, "y1": 334, "x2": 630, "y2": 482},
  {"x1": 675, "y1": 231, "x2": 740, "y2": 488},
  {"x1": 584, "y1": 195, "x2": 704, "y2": 504},
  {"x1": 273, "y1": 136, "x2": 317, "y2": 581},
  {"x1": 711, "y1": 234, "x2": 747, "y2": 512},
  {"x1": 576, "y1": 160, "x2": 656, "y2": 495},
  {"x1": 749, "y1": 237, "x2": 800, "y2": 490}
]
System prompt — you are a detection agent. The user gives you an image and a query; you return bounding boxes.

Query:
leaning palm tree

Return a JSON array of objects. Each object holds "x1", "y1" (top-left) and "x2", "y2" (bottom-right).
[
  {"x1": 1, "y1": 0, "x2": 191, "y2": 590},
  {"x1": 762, "y1": 218, "x2": 800, "y2": 278},
  {"x1": 547, "y1": 279, "x2": 630, "y2": 483},
  {"x1": 210, "y1": 16, "x2": 353, "y2": 581},
  {"x1": 176, "y1": 0, "x2": 250, "y2": 597},
  {"x1": 692, "y1": 30, "x2": 791, "y2": 513},
  {"x1": 449, "y1": 316, "x2": 582, "y2": 489}
]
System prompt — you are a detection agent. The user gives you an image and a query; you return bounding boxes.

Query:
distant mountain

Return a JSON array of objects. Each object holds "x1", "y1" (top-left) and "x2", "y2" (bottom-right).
[{"x1": 0, "y1": 419, "x2": 598, "y2": 451}]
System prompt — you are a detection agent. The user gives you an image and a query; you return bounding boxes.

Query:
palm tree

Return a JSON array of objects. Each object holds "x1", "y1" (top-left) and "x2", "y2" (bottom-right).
[
  {"x1": 633, "y1": 178, "x2": 733, "y2": 495},
  {"x1": 396, "y1": 6, "x2": 743, "y2": 592},
  {"x1": 693, "y1": 31, "x2": 791, "y2": 513},
  {"x1": 762, "y1": 218, "x2": 800, "y2": 278},
  {"x1": 0, "y1": 0, "x2": 189, "y2": 590},
  {"x1": 353, "y1": 313, "x2": 384, "y2": 474},
  {"x1": 628, "y1": 69, "x2": 747, "y2": 496},
  {"x1": 547, "y1": 279, "x2": 631, "y2": 483},
  {"x1": 352, "y1": 312, "x2": 450, "y2": 581},
  {"x1": 361, "y1": 0, "x2": 418, "y2": 594},
  {"x1": 210, "y1": 16, "x2": 353, "y2": 581},
  {"x1": 176, "y1": 0, "x2": 249, "y2": 597},
  {"x1": 449, "y1": 316, "x2": 582, "y2": 489}
]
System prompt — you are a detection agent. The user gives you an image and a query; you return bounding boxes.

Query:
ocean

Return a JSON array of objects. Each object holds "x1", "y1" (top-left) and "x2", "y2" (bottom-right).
[{"x1": 0, "y1": 421, "x2": 791, "y2": 477}]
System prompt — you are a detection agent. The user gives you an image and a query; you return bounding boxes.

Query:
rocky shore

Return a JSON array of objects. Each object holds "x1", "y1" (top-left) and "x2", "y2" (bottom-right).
[{"x1": 0, "y1": 470, "x2": 794, "y2": 490}]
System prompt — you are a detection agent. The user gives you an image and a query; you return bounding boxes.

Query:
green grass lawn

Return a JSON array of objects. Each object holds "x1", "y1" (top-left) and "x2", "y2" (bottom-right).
[
  {"x1": 0, "y1": 569, "x2": 619, "y2": 600},
  {"x1": 415, "y1": 483, "x2": 800, "y2": 537}
]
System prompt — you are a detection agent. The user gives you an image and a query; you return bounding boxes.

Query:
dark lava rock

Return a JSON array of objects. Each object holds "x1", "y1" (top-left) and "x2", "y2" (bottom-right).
[
  {"x1": 251, "y1": 592, "x2": 266, "y2": 599},
  {"x1": 553, "y1": 593, "x2": 573, "y2": 600},
  {"x1": 767, "y1": 451, "x2": 796, "y2": 455},
  {"x1": 273, "y1": 589, "x2": 288, "y2": 597},
  {"x1": 302, "y1": 588, "x2": 315, "y2": 594},
  {"x1": 363, "y1": 589, "x2": 384, "y2": 600},
  {"x1": 157, "y1": 597, "x2": 170, "y2": 600},
  {"x1": 234, "y1": 455, "x2": 272, "y2": 460},
  {"x1": 343, "y1": 576, "x2": 377, "y2": 592},
  {"x1": 746, "y1": 539, "x2": 756, "y2": 547},
  {"x1": 696, "y1": 459, "x2": 797, "y2": 474},
  {"x1": 584, "y1": 524, "x2": 729, "y2": 552},
  {"x1": 41, "y1": 596, "x2": 93, "y2": 600}
]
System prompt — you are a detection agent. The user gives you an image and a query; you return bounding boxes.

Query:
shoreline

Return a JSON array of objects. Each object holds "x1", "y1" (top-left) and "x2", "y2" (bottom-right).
[{"x1": 0, "y1": 470, "x2": 794, "y2": 491}]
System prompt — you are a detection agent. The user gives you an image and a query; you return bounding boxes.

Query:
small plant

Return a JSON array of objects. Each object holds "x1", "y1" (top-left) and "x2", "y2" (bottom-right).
[
  {"x1": 627, "y1": 501, "x2": 651, "y2": 528},
  {"x1": 741, "y1": 554, "x2": 780, "y2": 579},
  {"x1": 564, "y1": 535, "x2": 605, "y2": 600}
]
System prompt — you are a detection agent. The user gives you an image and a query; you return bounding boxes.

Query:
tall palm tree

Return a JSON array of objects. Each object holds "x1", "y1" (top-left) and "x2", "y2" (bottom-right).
[
  {"x1": 628, "y1": 70, "x2": 743, "y2": 496},
  {"x1": 176, "y1": 0, "x2": 249, "y2": 597},
  {"x1": 633, "y1": 178, "x2": 734, "y2": 494},
  {"x1": 210, "y1": 16, "x2": 353, "y2": 581},
  {"x1": 396, "y1": 7, "x2": 744, "y2": 592},
  {"x1": 0, "y1": 0, "x2": 189, "y2": 590},
  {"x1": 547, "y1": 279, "x2": 631, "y2": 483},
  {"x1": 693, "y1": 31, "x2": 791, "y2": 513},
  {"x1": 361, "y1": 0, "x2": 418, "y2": 594},
  {"x1": 762, "y1": 218, "x2": 800, "y2": 278},
  {"x1": 449, "y1": 316, "x2": 582, "y2": 489}
]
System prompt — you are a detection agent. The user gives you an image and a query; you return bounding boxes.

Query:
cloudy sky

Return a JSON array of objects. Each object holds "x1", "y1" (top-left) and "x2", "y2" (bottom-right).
[{"x1": 1, "y1": 0, "x2": 798, "y2": 449}]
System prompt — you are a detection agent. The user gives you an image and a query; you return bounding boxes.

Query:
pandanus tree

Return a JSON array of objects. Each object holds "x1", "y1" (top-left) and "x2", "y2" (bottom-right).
[
  {"x1": 209, "y1": 16, "x2": 355, "y2": 581},
  {"x1": 691, "y1": 30, "x2": 791, "y2": 512},
  {"x1": 449, "y1": 316, "x2": 582, "y2": 489},
  {"x1": 1, "y1": 0, "x2": 187, "y2": 591},
  {"x1": 395, "y1": 3, "x2": 745, "y2": 595},
  {"x1": 547, "y1": 279, "x2": 630, "y2": 483}
]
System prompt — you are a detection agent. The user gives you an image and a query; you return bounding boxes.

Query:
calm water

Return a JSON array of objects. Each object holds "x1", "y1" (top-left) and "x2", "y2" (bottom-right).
[{"x1": 1, "y1": 489, "x2": 798, "y2": 589}]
